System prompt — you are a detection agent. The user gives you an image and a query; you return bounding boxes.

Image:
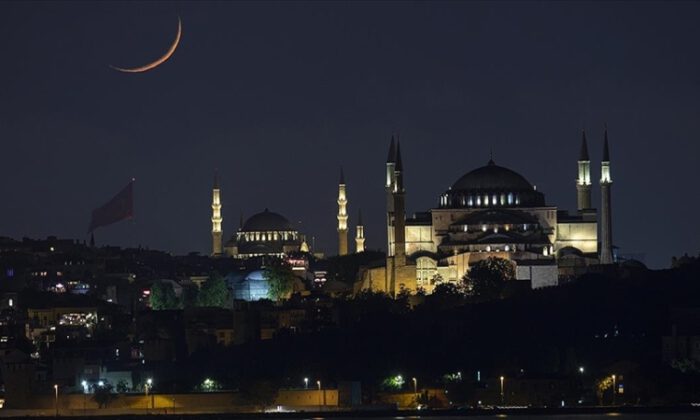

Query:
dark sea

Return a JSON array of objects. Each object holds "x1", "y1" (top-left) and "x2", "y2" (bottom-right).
[{"x1": 302, "y1": 415, "x2": 699, "y2": 420}]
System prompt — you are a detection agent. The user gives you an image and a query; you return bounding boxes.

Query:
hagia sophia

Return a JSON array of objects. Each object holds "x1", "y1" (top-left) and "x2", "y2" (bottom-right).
[{"x1": 210, "y1": 128, "x2": 615, "y2": 297}]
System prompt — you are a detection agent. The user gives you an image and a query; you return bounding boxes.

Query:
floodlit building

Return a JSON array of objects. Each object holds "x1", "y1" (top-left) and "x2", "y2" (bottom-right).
[{"x1": 359, "y1": 129, "x2": 615, "y2": 295}]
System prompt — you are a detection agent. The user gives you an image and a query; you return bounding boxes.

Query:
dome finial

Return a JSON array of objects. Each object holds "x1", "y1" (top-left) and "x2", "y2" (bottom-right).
[{"x1": 488, "y1": 147, "x2": 495, "y2": 165}]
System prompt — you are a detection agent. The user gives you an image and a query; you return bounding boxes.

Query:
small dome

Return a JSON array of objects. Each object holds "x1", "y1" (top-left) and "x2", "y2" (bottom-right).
[
  {"x1": 242, "y1": 209, "x2": 293, "y2": 232},
  {"x1": 452, "y1": 160, "x2": 534, "y2": 192},
  {"x1": 228, "y1": 270, "x2": 270, "y2": 301}
]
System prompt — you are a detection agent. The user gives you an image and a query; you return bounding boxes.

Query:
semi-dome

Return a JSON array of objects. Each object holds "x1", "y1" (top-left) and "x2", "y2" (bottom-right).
[
  {"x1": 452, "y1": 160, "x2": 534, "y2": 191},
  {"x1": 439, "y1": 159, "x2": 545, "y2": 208},
  {"x1": 242, "y1": 209, "x2": 293, "y2": 232}
]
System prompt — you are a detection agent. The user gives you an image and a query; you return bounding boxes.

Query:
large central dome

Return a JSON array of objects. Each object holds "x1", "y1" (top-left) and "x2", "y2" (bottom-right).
[
  {"x1": 452, "y1": 160, "x2": 534, "y2": 191},
  {"x1": 440, "y1": 159, "x2": 545, "y2": 208},
  {"x1": 241, "y1": 209, "x2": 293, "y2": 232}
]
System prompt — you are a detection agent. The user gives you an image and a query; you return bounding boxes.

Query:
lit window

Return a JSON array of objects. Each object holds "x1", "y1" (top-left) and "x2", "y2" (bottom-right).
[
  {"x1": 482, "y1": 225, "x2": 487, "y2": 232},
  {"x1": 468, "y1": 196, "x2": 473, "y2": 206},
  {"x1": 505, "y1": 245, "x2": 510, "y2": 252},
  {"x1": 508, "y1": 193, "x2": 513, "y2": 205}
]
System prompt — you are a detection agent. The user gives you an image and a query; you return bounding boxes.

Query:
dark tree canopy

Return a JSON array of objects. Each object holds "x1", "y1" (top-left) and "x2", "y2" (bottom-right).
[
  {"x1": 149, "y1": 280, "x2": 180, "y2": 310},
  {"x1": 463, "y1": 257, "x2": 515, "y2": 300},
  {"x1": 264, "y1": 260, "x2": 296, "y2": 301},
  {"x1": 197, "y1": 272, "x2": 230, "y2": 308}
]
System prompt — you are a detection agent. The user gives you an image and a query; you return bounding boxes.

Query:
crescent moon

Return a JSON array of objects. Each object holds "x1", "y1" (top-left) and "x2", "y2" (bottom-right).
[{"x1": 110, "y1": 17, "x2": 182, "y2": 73}]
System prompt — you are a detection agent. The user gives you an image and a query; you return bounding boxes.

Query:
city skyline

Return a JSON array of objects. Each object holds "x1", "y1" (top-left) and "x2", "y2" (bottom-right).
[{"x1": 2, "y1": 2, "x2": 700, "y2": 267}]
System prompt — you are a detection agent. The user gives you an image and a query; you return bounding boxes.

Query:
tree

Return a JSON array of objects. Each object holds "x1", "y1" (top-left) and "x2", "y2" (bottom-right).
[
  {"x1": 149, "y1": 280, "x2": 180, "y2": 310},
  {"x1": 432, "y1": 281, "x2": 465, "y2": 297},
  {"x1": 239, "y1": 380, "x2": 279, "y2": 411},
  {"x1": 463, "y1": 257, "x2": 515, "y2": 300},
  {"x1": 92, "y1": 383, "x2": 117, "y2": 408},
  {"x1": 264, "y1": 261, "x2": 296, "y2": 301},
  {"x1": 197, "y1": 272, "x2": 230, "y2": 308}
]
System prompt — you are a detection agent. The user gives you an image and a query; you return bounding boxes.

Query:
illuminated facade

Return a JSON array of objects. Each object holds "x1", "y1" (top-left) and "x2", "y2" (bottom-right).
[{"x1": 359, "y1": 130, "x2": 615, "y2": 295}]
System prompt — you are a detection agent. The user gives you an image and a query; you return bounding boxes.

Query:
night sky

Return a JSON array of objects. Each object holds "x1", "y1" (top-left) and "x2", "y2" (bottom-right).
[{"x1": 1, "y1": 1, "x2": 699, "y2": 268}]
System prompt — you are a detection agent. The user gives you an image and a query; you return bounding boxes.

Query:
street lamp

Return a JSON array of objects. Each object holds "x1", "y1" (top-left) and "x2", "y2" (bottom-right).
[
  {"x1": 81, "y1": 380, "x2": 88, "y2": 412},
  {"x1": 500, "y1": 376, "x2": 505, "y2": 405},
  {"x1": 612, "y1": 375, "x2": 616, "y2": 406},
  {"x1": 304, "y1": 377, "x2": 309, "y2": 389},
  {"x1": 579, "y1": 366, "x2": 585, "y2": 374},
  {"x1": 53, "y1": 384, "x2": 59, "y2": 417},
  {"x1": 317, "y1": 380, "x2": 322, "y2": 411},
  {"x1": 145, "y1": 378, "x2": 154, "y2": 409}
]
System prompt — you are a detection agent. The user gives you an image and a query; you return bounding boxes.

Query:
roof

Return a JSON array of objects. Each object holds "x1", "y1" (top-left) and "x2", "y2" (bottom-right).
[
  {"x1": 451, "y1": 160, "x2": 534, "y2": 192},
  {"x1": 241, "y1": 209, "x2": 294, "y2": 232}
]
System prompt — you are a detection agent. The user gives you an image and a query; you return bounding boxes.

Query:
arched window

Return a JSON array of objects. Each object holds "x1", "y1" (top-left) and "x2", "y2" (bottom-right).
[
  {"x1": 508, "y1": 193, "x2": 514, "y2": 205},
  {"x1": 468, "y1": 196, "x2": 473, "y2": 206}
]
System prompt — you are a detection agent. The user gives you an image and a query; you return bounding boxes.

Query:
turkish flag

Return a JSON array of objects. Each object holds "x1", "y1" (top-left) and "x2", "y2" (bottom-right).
[{"x1": 88, "y1": 181, "x2": 134, "y2": 233}]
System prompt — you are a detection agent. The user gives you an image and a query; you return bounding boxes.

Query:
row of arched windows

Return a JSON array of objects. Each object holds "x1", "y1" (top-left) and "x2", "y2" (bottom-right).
[
  {"x1": 237, "y1": 231, "x2": 298, "y2": 242},
  {"x1": 440, "y1": 192, "x2": 520, "y2": 208}
]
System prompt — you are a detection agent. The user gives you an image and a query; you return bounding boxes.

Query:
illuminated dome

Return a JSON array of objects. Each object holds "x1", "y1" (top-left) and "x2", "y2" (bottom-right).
[
  {"x1": 452, "y1": 160, "x2": 534, "y2": 191},
  {"x1": 241, "y1": 209, "x2": 293, "y2": 232},
  {"x1": 228, "y1": 270, "x2": 270, "y2": 301},
  {"x1": 439, "y1": 160, "x2": 545, "y2": 208},
  {"x1": 225, "y1": 208, "x2": 301, "y2": 259}
]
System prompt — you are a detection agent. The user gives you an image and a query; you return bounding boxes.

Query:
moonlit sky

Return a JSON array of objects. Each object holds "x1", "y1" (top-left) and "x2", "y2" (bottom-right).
[{"x1": 1, "y1": 1, "x2": 699, "y2": 268}]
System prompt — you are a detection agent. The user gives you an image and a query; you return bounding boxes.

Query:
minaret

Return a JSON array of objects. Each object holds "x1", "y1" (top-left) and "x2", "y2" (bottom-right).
[
  {"x1": 211, "y1": 171, "x2": 223, "y2": 256},
  {"x1": 385, "y1": 136, "x2": 397, "y2": 257},
  {"x1": 576, "y1": 129, "x2": 592, "y2": 211},
  {"x1": 599, "y1": 127, "x2": 614, "y2": 264},
  {"x1": 393, "y1": 141, "x2": 406, "y2": 269},
  {"x1": 337, "y1": 167, "x2": 349, "y2": 256},
  {"x1": 355, "y1": 209, "x2": 365, "y2": 253}
]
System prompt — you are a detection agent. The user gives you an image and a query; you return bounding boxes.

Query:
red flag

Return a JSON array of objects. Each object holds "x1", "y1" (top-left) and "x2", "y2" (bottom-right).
[{"x1": 88, "y1": 181, "x2": 134, "y2": 233}]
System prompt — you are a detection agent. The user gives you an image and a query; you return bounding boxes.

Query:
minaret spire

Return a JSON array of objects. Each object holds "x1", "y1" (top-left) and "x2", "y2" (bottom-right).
[
  {"x1": 355, "y1": 209, "x2": 365, "y2": 253},
  {"x1": 599, "y1": 125, "x2": 614, "y2": 264},
  {"x1": 392, "y1": 139, "x2": 407, "y2": 276},
  {"x1": 337, "y1": 166, "x2": 348, "y2": 256},
  {"x1": 211, "y1": 170, "x2": 223, "y2": 256},
  {"x1": 576, "y1": 129, "x2": 592, "y2": 210}
]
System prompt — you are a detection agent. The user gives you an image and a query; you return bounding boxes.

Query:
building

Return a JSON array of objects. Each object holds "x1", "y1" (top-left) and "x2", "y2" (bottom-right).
[
  {"x1": 223, "y1": 209, "x2": 304, "y2": 259},
  {"x1": 359, "y1": 129, "x2": 615, "y2": 295}
]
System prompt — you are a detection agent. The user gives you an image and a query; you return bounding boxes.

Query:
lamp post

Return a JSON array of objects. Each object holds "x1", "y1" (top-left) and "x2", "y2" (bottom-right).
[
  {"x1": 499, "y1": 376, "x2": 505, "y2": 405},
  {"x1": 53, "y1": 384, "x2": 59, "y2": 417},
  {"x1": 145, "y1": 378, "x2": 153, "y2": 409},
  {"x1": 81, "y1": 380, "x2": 88, "y2": 414},
  {"x1": 612, "y1": 375, "x2": 616, "y2": 406},
  {"x1": 304, "y1": 377, "x2": 309, "y2": 389},
  {"x1": 412, "y1": 377, "x2": 418, "y2": 406},
  {"x1": 316, "y1": 380, "x2": 322, "y2": 411}
]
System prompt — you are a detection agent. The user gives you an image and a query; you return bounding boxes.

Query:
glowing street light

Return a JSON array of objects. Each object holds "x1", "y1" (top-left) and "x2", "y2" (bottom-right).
[
  {"x1": 304, "y1": 377, "x2": 309, "y2": 389},
  {"x1": 579, "y1": 366, "x2": 585, "y2": 374},
  {"x1": 54, "y1": 384, "x2": 59, "y2": 417},
  {"x1": 145, "y1": 378, "x2": 154, "y2": 409},
  {"x1": 612, "y1": 374, "x2": 617, "y2": 405},
  {"x1": 500, "y1": 376, "x2": 505, "y2": 405},
  {"x1": 317, "y1": 380, "x2": 322, "y2": 411},
  {"x1": 412, "y1": 377, "x2": 417, "y2": 395}
]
